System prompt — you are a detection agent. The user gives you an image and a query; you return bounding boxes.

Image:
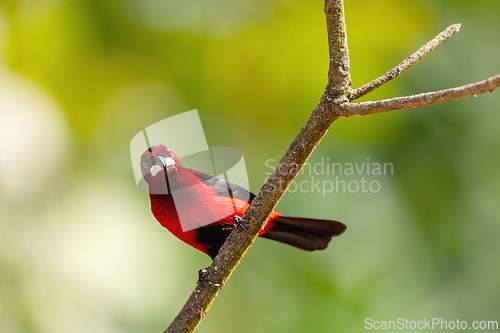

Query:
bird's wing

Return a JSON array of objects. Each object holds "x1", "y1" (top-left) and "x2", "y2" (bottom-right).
[{"x1": 191, "y1": 170, "x2": 255, "y2": 204}]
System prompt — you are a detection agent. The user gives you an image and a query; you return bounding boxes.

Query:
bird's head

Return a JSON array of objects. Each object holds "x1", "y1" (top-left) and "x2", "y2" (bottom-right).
[{"x1": 140, "y1": 144, "x2": 181, "y2": 191}]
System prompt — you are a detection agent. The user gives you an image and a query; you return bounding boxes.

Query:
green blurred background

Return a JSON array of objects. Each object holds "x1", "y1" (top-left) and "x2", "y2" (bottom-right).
[{"x1": 1, "y1": 0, "x2": 499, "y2": 332}]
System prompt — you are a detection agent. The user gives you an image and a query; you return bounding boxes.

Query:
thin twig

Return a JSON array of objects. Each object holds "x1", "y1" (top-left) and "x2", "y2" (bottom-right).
[
  {"x1": 350, "y1": 23, "x2": 461, "y2": 101},
  {"x1": 339, "y1": 73, "x2": 500, "y2": 116}
]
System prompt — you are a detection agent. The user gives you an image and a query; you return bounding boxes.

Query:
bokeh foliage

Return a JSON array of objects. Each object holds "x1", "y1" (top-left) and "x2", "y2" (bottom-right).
[{"x1": 0, "y1": 0, "x2": 499, "y2": 332}]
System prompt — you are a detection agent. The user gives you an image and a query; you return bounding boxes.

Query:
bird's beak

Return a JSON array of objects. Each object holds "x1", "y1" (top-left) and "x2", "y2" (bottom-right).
[
  {"x1": 150, "y1": 156, "x2": 176, "y2": 177},
  {"x1": 159, "y1": 156, "x2": 175, "y2": 168}
]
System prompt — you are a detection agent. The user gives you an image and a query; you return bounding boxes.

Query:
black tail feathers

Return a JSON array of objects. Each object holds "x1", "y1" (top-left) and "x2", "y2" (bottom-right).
[{"x1": 260, "y1": 215, "x2": 346, "y2": 251}]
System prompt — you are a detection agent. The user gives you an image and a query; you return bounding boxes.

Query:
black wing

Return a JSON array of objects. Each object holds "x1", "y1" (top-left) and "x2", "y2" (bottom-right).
[{"x1": 192, "y1": 169, "x2": 255, "y2": 204}]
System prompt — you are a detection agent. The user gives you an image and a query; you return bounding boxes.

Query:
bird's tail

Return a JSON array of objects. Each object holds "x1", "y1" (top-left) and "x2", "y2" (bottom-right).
[{"x1": 260, "y1": 215, "x2": 346, "y2": 251}]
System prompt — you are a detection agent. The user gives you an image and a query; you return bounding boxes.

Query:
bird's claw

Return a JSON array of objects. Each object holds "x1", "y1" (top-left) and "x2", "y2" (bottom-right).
[
  {"x1": 233, "y1": 215, "x2": 251, "y2": 234},
  {"x1": 197, "y1": 268, "x2": 221, "y2": 287}
]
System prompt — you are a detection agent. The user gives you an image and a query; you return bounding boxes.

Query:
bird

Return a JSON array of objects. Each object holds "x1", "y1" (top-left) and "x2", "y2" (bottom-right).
[{"x1": 140, "y1": 144, "x2": 346, "y2": 260}]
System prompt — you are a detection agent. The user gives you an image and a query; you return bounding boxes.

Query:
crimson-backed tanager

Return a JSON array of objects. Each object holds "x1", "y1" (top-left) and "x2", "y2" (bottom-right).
[{"x1": 141, "y1": 144, "x2": 346, "y2": 260}]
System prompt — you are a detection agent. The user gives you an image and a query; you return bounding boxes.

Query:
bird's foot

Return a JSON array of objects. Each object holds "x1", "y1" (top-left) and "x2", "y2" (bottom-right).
[
  {"x1": 233, "y1": 215, "x2": 251, "y2": 234},
  {"x1": 197, "y1": 268, "x2": 221, "y2": 287}
]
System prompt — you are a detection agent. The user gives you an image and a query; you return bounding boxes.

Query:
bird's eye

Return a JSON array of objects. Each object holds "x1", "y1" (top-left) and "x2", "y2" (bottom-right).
[{"x1": 142, "y1": 162, "x2": 148, "y2": 169}]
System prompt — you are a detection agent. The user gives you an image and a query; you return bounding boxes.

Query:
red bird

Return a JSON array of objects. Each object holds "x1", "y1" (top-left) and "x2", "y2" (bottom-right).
[{"x1": 141, "y1": 144, "x2": 346, "y2": 260}]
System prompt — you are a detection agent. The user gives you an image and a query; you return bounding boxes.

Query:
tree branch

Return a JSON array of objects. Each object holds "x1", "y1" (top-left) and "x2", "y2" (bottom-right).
[
  {"x1": 350, "y1": 23, "x2": 461, "y2": 101},
  {"x1": 325, "y1": 0, "x2": 351, "y2": 97},
  {"x1": 165, "y1": 1, "x2": 350, "y2": 332},
  {"x1": 164, "y1": 2, "x2": 499, "y2": 332},
  {"x1": 339, "y1": 73, "x2": 500, "y2": 116}
]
